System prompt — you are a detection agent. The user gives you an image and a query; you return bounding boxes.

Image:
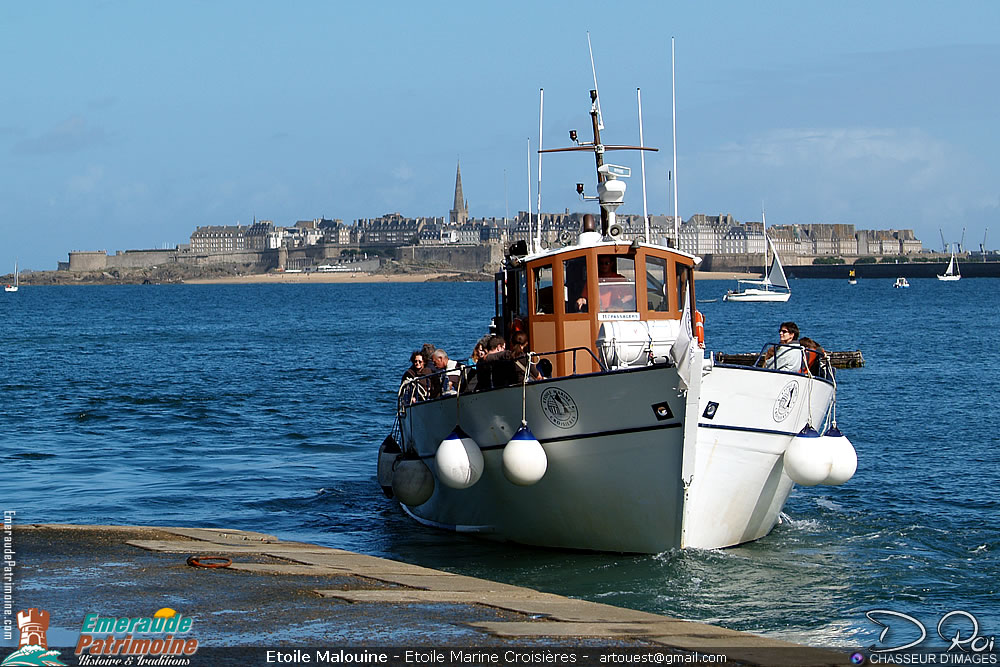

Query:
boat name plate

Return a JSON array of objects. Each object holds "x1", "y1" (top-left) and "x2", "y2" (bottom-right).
[
  {"x1": 540, "y1": 387, "x2": 579, "y2": 429},
  {"x1": 772, "y1": 380, "x2": 800, "y2": 423}
]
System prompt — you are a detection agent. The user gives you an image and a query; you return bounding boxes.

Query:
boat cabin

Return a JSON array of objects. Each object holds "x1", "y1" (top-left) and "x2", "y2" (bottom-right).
[{"x1": 494, "y1": 237, "x2": 697, "y2": 378}]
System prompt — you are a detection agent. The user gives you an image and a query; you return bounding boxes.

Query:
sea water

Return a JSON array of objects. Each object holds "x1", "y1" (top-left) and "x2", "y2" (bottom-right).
[{"x1": 1, "y1": 278, "x2": 997, "y2": 648}]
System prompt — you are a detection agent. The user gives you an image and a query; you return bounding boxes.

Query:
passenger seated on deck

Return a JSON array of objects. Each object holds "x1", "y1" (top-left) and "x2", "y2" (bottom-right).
[
  {"x1": 759, "y1": 321, "x2": 804, "y2": 372},
  {"x1": 401, "y1": 351, "x2": 432, "y2": 404},
  {"x1": 510, "y1": 331, "x2": 541, "y2": 384},
  {"x1": 431, "y1": 349, "x2": 462, "y2": 395},
  {"x1": 799, "y1": 337, "x2": 831, "y2": 378},
  {"x1": 476, "y1": 335, "x2": 518, "y2": 390}
]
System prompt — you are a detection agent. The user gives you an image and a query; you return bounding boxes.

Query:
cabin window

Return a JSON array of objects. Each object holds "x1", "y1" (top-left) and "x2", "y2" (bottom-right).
[
  {"x1": 563, "y1": 256, "x2": 588, "y2": 313},
  {"x1": 676, "y1": 262, "x2": 693, "y2": 312},
  {"x1": 645, "y1": 256, "x2": 670, "y2": 311},
  {"x1": 598, "y1": 255, "x2": 636, "y2": 312},
  {"x1": 515, "y1": 269, "x2": 529, "y2": 318},
  {"x1": 534, "y1": 265, "x2": 554, "y2": 315}
]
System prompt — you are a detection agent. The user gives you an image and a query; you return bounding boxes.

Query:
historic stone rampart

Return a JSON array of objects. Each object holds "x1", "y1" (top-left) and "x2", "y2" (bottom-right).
[{"x1": 397, "y1": 244, "x2": 503, "y2": 273}]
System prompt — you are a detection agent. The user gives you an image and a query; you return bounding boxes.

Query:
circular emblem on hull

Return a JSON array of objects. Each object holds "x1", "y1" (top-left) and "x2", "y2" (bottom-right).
[
  {"x1": 540, "y1": 387, "x2": 579, "y2": 429},
  {"x1": 773, "y1": 380, "x2": 800, "y2": 423}
]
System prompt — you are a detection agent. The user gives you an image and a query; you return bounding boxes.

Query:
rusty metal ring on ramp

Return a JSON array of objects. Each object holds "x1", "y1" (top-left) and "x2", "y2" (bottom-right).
[{"x1": 186, "y1": 555, "x2": 232, "y2": 569}]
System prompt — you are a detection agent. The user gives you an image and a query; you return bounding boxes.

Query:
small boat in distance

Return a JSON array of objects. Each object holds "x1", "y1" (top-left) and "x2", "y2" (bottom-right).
[
  {"x1": 723, "y1": 215, "x2": 791, "y2": 302},
  {"x1": 894, "y1": 277, "x2": 910, "y2": 289},
  {"x1": 937, "y1": 249, "x2": 961, "y2": 281},
  {"x1": 4, "y1": 260, "x2": 18, "y2": 292},
  {"x1": 848, "y1": 269, "x2": 857, "y2": 285}
]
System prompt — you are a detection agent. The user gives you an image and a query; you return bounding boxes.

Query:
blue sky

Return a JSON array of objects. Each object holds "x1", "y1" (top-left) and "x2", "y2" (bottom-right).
[{"x1": 2, "y1": 1, "x2": 999, "y2": 270}]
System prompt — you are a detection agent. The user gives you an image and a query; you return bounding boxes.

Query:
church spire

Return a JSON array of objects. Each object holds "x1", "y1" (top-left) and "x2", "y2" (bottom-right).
[{"x1": 449, "y1": 161, "x2": 468, "y2": 224}]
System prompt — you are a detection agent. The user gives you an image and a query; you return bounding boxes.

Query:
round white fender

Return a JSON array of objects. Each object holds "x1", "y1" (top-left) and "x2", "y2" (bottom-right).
[
  {"x1": 434, "y1": 428, "x2": 484, "y2": 489},
  {"x1": 783, "y1": 424, "x2": 833, "y2": 486},
  {"x1": 391, "y1": 457, "x2": 434, "y2": 506},
  {"x1": 820, "y1": 426, "x2": 858, "y2": 486},
  {"x1": 502, "y1": 424, "x2": 547, "y2": 486}
]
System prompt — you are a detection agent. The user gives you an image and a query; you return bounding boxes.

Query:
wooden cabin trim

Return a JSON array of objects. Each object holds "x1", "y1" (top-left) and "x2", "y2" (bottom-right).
[{"x1": 520, "y1": 245, "x2": 697, "y2": 378}]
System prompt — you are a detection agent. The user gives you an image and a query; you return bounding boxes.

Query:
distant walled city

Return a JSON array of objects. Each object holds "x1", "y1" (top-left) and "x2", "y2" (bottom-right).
[{"x1": 61, "y1": 164, "x2": 929, "y2": 275}]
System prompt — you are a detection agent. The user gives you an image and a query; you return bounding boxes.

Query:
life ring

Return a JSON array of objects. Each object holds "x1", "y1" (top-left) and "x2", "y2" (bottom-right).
[
  {"x1": 694, "y1": 310, "x2": 705, "y2": 347},
  {"x1": 186, "y1": 556, "x2": 232, "y2": 569}
]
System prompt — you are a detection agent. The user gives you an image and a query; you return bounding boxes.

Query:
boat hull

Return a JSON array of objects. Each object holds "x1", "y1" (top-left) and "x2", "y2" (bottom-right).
[
  {"x1": 391, "y1": 360, "x2": 837, "y2": 553},
  {"x1": 397, "y1": 366, "x2": 688, "y2": 553},
  {"x1": 723, "y1": 289, "x2": 791, "y2": 302},
  {"x1": 936, "y1": 274, "x2": 960, "y2": 281},
  {"x1": 684, "y1": 364, "x2": 835, "y2": 549}
]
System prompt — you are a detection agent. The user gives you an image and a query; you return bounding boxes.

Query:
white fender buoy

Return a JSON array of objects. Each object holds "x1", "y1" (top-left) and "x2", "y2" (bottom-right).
[
  {"x1": 434, "y1": 427, "x2": 484, "y2": 489},
  {"x1": 391, "y1": 457, "x2": 434, "y2": 506},
  {"x1": 502, "y1": 424, "x2": 547, "y2": 486},
  {"x1": 783, "y1": 424, "x2": 832, "y2": 486},
  {"x1": 820, "y1": 425, "x2": 858, "y2": 486}
]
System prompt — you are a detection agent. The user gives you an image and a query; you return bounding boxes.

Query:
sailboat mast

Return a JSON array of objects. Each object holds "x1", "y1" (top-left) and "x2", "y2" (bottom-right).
[{"x1": 761, "y1": 208, "x2": 768, "y2": 280}]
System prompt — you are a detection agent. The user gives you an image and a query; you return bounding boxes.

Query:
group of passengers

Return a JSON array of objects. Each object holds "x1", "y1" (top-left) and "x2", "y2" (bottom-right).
[
  {"x1": 400, "y1": 332, "x2": 546, "y2": 405},
  {"x1": 759, "y1": 321, "x2": 831, "y2": 378}
]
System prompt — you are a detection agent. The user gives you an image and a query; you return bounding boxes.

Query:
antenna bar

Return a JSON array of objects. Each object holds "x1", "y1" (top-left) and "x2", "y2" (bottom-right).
[{"x1": 638, "y1": 87, "x2": 650, "y2": 243}]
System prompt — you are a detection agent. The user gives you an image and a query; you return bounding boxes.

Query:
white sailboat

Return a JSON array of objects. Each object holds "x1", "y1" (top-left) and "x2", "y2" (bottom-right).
[
  {"x1": 937, "y1": 248, "x2": 961, "y2": 281},
  {"x1": 4, "y1": 260, "x2": 18, "y2": 292},
  {"x1": 723, "y1": 216, "x2": 791, "y2": 302}
]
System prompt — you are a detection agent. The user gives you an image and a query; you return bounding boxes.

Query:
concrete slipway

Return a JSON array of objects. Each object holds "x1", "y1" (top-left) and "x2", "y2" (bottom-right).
[{"x1": 4, "y1": 524, "x2": 853, "y2": 666}]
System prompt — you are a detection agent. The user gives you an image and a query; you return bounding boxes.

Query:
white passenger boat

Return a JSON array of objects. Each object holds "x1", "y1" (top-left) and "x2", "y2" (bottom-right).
[
  {"x1": 379, "y1": 74, "x2": 857, "y2": 554},
  {"x1": 894, "y1": 277, "x2": 910, "y2": 288},
  {"x1": 723, "y1": 222, "x2": 791, "y2": 302}
]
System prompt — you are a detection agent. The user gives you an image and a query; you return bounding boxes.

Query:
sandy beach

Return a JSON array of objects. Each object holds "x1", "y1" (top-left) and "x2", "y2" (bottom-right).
[
  {"x1": 182, "y1": 271, "x2": 460, "y2": 285},
  {"x1": 182, "y1": 270, "x2": 756, "y2": 285}
]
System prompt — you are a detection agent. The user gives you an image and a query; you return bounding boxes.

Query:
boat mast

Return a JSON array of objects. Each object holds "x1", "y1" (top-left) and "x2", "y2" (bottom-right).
[
  {"x1": 536, "y1": 88, "x2": 544, "y2": 254},
  {"x1": 589, "y1": 90, "x2": 608, "y2": 234},
  {"x1": 638, "y1": 87, "x2": 650, "y2": 242},
  {"x1": 587, "y1": 34, "x2": 609, "y2": 235},
  {"x1": 526, "y1": 139, "x2": 533, "y2": 252},
  {"x1": 671, "y1": 37, "x2": 679, "y2": 246}
]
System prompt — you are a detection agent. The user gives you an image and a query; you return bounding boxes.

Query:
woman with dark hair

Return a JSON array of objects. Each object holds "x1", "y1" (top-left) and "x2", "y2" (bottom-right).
[
  {"x1": 401, "y1": 350, "x2": 432, "y2": 404},
  {"x1": 759, "y1": 321, "x2": 804, "y2": 372}
]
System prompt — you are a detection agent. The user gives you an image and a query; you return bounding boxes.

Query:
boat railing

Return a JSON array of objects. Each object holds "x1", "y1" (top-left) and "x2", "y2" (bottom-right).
[
  {"x1": 535, "y1": 345, "x2": 606, "y2": 375},
  {"x1": 749, "y1": 342, "x2": 835, "y2": 380},
  {"x1": 397, "y1": 346, "x2": 608, "y2": 412}
]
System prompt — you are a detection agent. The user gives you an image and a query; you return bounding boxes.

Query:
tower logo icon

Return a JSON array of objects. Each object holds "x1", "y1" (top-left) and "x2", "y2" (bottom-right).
[{"x1": 1, "y1": 608, "x2": 65, "y2": 666}]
